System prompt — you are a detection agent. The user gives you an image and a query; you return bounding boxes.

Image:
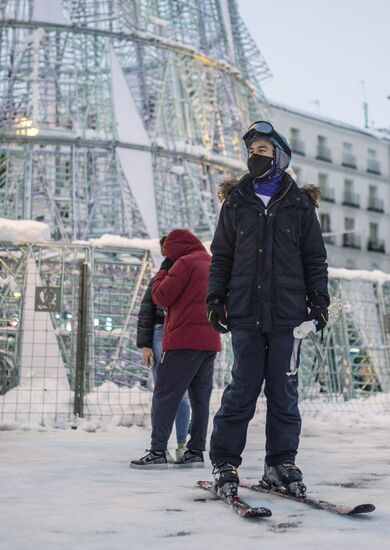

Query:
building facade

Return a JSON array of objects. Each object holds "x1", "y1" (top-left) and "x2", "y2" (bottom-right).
[{"x1": 270, "y1": 103, "x2": 390, "y2": 272}]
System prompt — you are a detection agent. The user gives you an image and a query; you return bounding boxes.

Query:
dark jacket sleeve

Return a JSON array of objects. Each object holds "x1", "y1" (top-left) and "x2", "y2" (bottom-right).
[
  {"x1": 152, "y1": 258, "x2": 190, "y2": 308},
  {"x1": 136, "y1": 279, "x2": 157, "y2": 348},
  {"x1": 207, "y1": 201, "x2": 236, "y2": 302},
  {"x1": 300, "y1": 204, "x2": 330, "y2": 304}
]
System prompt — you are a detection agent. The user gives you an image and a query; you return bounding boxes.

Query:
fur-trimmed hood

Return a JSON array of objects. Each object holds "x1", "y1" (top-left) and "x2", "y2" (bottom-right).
[
  {"x1": 217, "y1": 178, "x2": 239, "y2": 202},
  {"x1": 217, "y1": 176, "x2": 321, "y2": 208},
  {"x1": 302, "y1": 183, "x2": 321, "y2": 208}
]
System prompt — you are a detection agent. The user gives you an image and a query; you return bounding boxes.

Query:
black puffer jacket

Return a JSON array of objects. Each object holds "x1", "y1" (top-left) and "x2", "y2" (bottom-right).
[
  {"x1": 136, "y1": 278, "x2": 165, "y2": 348},
  {"x1": 208, "y1": 173, "x2": 329, "y2": 331}
]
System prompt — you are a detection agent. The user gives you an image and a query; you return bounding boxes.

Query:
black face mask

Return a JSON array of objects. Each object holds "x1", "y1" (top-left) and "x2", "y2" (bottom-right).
[{"x1": 247, "y1": 154, "x2": 273, "y2": 178}]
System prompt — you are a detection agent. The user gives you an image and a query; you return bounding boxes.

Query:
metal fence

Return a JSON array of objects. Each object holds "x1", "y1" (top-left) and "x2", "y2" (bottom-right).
[{"x1": 1, "y1": 242, "x2": 390, "y2": 427}]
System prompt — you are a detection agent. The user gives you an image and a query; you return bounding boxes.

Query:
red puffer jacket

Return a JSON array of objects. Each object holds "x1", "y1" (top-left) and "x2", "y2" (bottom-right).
[{"x1": 152, "y1": 229, "x2": 221, "y2": 352}]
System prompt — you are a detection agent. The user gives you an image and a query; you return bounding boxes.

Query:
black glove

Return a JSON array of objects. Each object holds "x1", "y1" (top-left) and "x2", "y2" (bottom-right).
[
  {"x1": 207, "y1": 297, "x2": 229, "y2": 334},
  {"x1": 308, "y1": 292, "x2": 329, "y2": 331},
  {"x1": 160, "y1": 257, "x2": 174, "y2": 271}
]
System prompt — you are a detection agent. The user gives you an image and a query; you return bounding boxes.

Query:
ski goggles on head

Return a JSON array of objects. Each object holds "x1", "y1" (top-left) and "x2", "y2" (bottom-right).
[{"x1": 243, "y1": 121, "x2": 291, "y2": 156}]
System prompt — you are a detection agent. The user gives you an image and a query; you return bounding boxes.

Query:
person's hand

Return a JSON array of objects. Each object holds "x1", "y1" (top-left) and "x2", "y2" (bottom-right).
[
  {"x1": 160, "y1": 257, "x2": 174, "y2": 271},
  {"x1": 207, "y1": 298, "x2": 229, "y2": 334},
  {"x1": 308, "y1": 293, "x2": 328, "y2": 331},
  {"x1": 142, "y1": 347, "x2": 154, "y2": 367}
]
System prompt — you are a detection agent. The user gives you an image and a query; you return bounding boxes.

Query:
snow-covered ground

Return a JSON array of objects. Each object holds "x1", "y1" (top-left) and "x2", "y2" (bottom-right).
[{"x1": 1, "y1": 411, "x2": 390, "y2": 550}]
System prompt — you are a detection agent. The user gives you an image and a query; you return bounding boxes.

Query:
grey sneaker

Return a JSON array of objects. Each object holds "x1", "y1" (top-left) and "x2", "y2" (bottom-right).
[
  {"x1": 130, "y1": 450, "x2": 168, "y2": 470},
  {"x1": 175, "y1": 447, "x2": 186, "y2": 462},
  {"x1": 174, "y1": 449, "x2": 204, "y2": 468}
]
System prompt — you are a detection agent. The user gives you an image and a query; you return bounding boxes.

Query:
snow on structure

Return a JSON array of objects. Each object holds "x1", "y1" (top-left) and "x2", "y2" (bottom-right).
[{"x1": 0, "y1": 218, "x2": 51, "y2": 243}]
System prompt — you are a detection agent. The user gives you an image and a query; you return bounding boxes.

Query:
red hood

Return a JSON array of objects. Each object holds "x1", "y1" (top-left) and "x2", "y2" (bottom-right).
[{"x1": 163, "y1": 229, "x2": 206, "y2": 261}]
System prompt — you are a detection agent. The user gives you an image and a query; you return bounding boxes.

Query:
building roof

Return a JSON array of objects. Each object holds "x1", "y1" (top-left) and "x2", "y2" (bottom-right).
[{"x1": 270, "y1": 101, "x2": 389, "y2": 142}]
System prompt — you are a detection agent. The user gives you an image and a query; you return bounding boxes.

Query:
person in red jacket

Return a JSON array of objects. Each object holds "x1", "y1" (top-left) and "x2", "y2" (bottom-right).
[{"x1": 130, "y1": 229, "x2": 220, "y2": 469}]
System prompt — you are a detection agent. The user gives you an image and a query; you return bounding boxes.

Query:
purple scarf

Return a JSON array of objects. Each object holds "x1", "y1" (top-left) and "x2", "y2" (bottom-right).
[{"x1": 253, "y1": 170, "x2": 284, "y2": 198}]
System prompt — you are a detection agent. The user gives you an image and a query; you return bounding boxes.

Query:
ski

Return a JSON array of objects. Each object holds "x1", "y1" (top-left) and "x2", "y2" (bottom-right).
[
  {"x1": 197, "y1": 480, "x2": 272, "y2": 519},
  {"x1": 240, "y1": 480, "x2": 375, "y2": 516}
]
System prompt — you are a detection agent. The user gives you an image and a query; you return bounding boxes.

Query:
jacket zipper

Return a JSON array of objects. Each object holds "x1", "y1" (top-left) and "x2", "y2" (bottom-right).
[
  {"x1": 263, "y1": 180, "x2": 293, "y2": 216},
  {"x1": 237, "y1": 179, "x2": 293, "y2": 216}
]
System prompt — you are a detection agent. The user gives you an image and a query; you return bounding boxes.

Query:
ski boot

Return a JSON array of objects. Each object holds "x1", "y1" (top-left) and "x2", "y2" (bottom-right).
[
  {"x1": 174, "y1": 449, "x2": 204, "y2": 468},
  {"x1": 213, "y1": 462, "x2": 239, "y2": 498},
  {"x1": 262, "y1": 461, "x2": 306, "y2": 497},
  {"x1": 130, "y1": 449, "x2": 168, "y2": 470}
]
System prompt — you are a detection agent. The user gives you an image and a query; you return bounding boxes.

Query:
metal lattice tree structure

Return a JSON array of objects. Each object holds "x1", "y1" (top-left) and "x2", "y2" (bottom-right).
[{"x1": 0, "y1": 0, "x2": 271, "y2": 242}]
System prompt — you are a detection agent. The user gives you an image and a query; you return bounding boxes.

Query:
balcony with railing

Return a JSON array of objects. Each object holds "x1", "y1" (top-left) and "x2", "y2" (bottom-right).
[
  {"x1": 316, "y1": 145, "x2": 332, "y2": 162},
  {"x1": 367, "y1": 239, "x2": 386, "y2": 254},
  {"x1": 290, "y1": 137, "x2": 305, "y2": 156},
  {"x1": 342, "y1": 191, "x2": 360, "y2": 208},
  {"x1": 342, "y1": 153, "x2": 357, "y2": 169},
  {"x1": 320, "y1": 186, "x2": 335, "y2": 202},
  {"x1": 367, "y1": 159, "x2": 381, "y2": 175},
  {"x1": 367, "y1": 197, "x2": 385, "y2": 213},
  {"x1": 343, "y1": 233, "x2": 361, "y2": 249}
]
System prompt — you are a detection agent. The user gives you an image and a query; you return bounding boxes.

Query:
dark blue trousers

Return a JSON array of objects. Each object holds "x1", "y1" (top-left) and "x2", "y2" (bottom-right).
[
  {"x1": 210, "y1": 329, "x2": 301, "y2": 467},
  {"x1": 151, "y1": 349, "x2": 216, "y2": 452}
]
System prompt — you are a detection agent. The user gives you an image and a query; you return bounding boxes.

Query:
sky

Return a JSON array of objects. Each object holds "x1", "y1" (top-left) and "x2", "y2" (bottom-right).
[{"x1": 237, "y1": 0, "x2": 390, "y2": 130}]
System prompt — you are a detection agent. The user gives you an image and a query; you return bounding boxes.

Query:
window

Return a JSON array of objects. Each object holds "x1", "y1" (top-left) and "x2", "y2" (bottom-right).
[
  {"x1": 342, "y1": 178, "x2": 359, "y2": 207},
  {"x1": 369, "y1": 222, "x2": 378, "y2": 241},
  {"x1": 367, "y1": 149, "x2": 381, "y2": 174},
  {"x1": 368, "y1": 223, "x2": 385, "y2": 253},
  {"x1": 369, "y1": 185, "x2": 377, "y2": 199},
  {"x1": 368, "y1": 186, "x2": 384, "y2": 212},
  {"x1": 342, "y1": 142, "x2": 356, "y2": 168},
  {"x1": 343, "y1": 217, "x2": 360, "y2": 249},
  {"x1": 318, "y1": 136, "x2": 327, "y2": 147},
  {"x1": 344, "y1": 179, "x2": 353, "y2": 194},
  {"x1": 318, "y1": 173, "x2": 334, "y2": 202},
  {"x1": 345, "y1": 217, "x2": 354, "y2": 231},
  {"x1": 290, "y1": 128, "x2": 305, "y2": 155},
  {"x1": 320, "y1": 213, "x2": 331, "y2": 232},
  {"x1": 318, "y1": 173, "x2": 328, "y2": 188},
  {"x1": 320, "y1": 213, "x2": 334, "y2": 245},
  {"x1": 343, "y1": 142, "x2": 353, "y2": 153},
  {"x1": 316, "y1": 136, "x2": 331, "y2": 162},
  {"x1": 291, "y1": 128, "x2": 300, "y2": 139}
]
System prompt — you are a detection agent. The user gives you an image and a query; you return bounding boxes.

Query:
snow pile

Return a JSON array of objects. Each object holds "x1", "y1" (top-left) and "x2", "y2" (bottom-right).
[
  {"x1": 0, "y1": 218, "x2": 50, "y2": 243},
  {"x1": 84, "y1": 381, "x2": 151, "y2": 427},
  {"x1": 0, "y1": 379, "x2": 74, "y2": 429},
  {"x1": 329, "y1": 266, "x2": 390, "y2": 284}
]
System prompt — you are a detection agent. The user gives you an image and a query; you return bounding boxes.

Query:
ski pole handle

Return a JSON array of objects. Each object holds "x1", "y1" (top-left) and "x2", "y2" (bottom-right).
[{"x1": 293, "y1": 320, "x2": 317, "y2": 339}]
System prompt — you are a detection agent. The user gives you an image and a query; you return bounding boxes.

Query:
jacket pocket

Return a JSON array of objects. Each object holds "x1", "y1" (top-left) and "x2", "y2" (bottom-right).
[
  {"x1": 227, "y1": 276, "x2": 252, "y2": 319},
  {"x1": 275, "y1": 276, "x2": 307, "y2": 319}
]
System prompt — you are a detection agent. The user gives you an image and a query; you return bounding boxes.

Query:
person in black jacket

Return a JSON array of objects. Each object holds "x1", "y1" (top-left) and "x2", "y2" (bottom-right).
[
  {"x1": 136, "y1": 236, "x2": 191, "y2": 461},
  {"x1": 207, "y1": 121, "x2": 329, "y2": 498}
]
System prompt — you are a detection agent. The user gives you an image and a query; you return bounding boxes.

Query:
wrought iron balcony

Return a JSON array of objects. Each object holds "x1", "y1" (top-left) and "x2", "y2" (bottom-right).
[
  {"x1": 342, "y1": 153, "x2": 357, "y2": 169},
  {"x1": 320, "y1": 186, "x2": 335, "y2": 202},
  {"x1": 342, "y1": 233, "x2": 361, "y2": 249},
  {"x1": 367, "y1": 239, "x2": 385, "y2": 253},
  {"x1": 316, "y1": 145, "x2": 332, "y2": 162},
  {"x1": 290, "y1": 137, "x2": 305, "y2": 156},
  {"x1": 367, "y1": 159, "x2": 381, "y2": 175},
  {"x1": 342, "y1": 191, "x2": 360, "y2": 208},
  {"x1": 367, "y1": 197, "x2": 384, "y2": 213}
]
